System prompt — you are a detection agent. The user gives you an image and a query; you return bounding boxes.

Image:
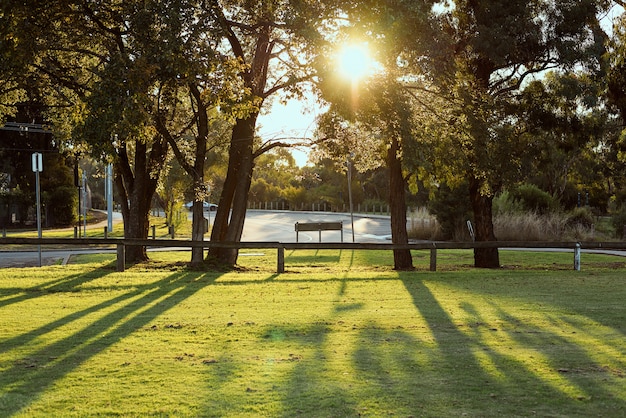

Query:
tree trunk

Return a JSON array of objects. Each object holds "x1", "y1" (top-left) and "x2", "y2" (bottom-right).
[
  {"x1": 468, "y1": 177, "x2": 500, "y2": 268},
  {"x1": 189, "y1": 83, "x2": 208, "y2": 266},
  {"x1": 191, "y1": 200, "x2": 204, "y2": 265},
  {"x1": 208, "y1": 115, "x2": 257, "y2": 265},
  {"x1": 114, "y1": 137, "x2": 167, "y2": 264},
  {"x1": 388, "y1": 136, "x2": 413, "y2": 270}
]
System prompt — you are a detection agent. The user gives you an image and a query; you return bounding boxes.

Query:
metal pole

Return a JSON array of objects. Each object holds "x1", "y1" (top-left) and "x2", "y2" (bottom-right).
[
  {"x1": 82, "y1": 173, "x2": 87, "y2": 236},
  {"x1": 75, "y1": 158, "x2": 81, "y2": 238},
  {"x1": 106, "y1": 163, "x2": 113, "y2": 231},
  {"x1": 347, "y1": 159, "x2": 355, "y2": 243},
  {"x1": 32, "y1": 152, "x2": 43, "y2": 267},
  {"x1": 35, "y1": 169, "x2": 42, "y2": 267}
]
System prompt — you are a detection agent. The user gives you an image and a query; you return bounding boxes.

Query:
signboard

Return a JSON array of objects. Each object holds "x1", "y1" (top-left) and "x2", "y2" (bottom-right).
[{"x1": 31, "y1": 152, "x2": 43, "y2": 173}]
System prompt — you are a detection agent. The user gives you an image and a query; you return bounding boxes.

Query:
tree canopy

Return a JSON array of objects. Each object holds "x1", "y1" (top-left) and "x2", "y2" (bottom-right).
[{"x1": 1, "y1": 0, "x2": 625, "y2": 268}]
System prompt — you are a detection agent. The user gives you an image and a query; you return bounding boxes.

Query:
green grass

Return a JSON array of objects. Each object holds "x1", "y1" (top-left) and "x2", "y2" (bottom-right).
[
  {"x1": 0, "y1": 250, "x2": 624, "y2": 417},
  {"x1": 3, "y1": 212, "x2": 189, "y2": 240}
]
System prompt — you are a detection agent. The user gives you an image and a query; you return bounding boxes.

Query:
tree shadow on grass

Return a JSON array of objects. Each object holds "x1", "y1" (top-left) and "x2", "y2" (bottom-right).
[
  {"x1": 398, "y1": 274, "x2": 626, "y2": 416},
  {"x1": 0, "y1": 268, "x2": 223, "y2": 416},
  {"x1": 0, "y1": 264, "x2": 115, "y2": 310},
  {"x1": 284, "y1": 249, "x2": 341, "y2": 266}
]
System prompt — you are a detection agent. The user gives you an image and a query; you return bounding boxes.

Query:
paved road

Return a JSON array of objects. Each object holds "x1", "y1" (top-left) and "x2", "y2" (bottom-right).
[
  {"x1": 0, "y1": 210, "x2": 392, "y2": 267},
  {"x1": 241, "y1": 210, "x2": 391, "y2": 242}
]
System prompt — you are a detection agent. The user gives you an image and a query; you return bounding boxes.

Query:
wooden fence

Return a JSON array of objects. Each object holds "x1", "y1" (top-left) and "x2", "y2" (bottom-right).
[{"x1": 2, "y1": 237, "x2": 626, "y2": 273}]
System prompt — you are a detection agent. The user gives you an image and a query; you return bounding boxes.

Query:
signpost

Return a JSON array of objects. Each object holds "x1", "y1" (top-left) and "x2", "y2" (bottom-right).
[{"x1": 32, "y1": 152, "x2": 43, "y2": 267}]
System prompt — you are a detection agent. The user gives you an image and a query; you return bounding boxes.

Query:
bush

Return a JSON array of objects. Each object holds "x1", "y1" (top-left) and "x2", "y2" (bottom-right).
[
  {"x1": 46, "y1": 186, "x2": 78, "y2": 226},
  {"x1": 494, "y1": 212, "x2": 567, "y2": 241},
  {"x1": 91, "y1": 192, "x2": 105, "y2": 209},
  {"x1": 566, "y1": 207, "x2": 594, "y2": 229},
  {"x1": 407, "y1": 208, "x2": 442, "y2": 240},
  {"x1": 509, "y1": 184, "x2": 559, "y2": 214},
  {"x1": 611, "y1": 207, "x2": 626, "y2": 238},
  {"x1": 493, "y1": 190, "x2": 524, "y2": 215},
  {"x1": 428, "y1": 182, "x2": 472, "y2": 240}
]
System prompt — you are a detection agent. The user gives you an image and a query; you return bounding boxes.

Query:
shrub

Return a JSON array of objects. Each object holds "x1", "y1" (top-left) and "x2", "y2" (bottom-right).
[
  {"x1": 91, "y1": 192, "x2": 105, "y2": 209},
  {"x1": 494, "y1": 212, "x2": 567, "y2": 241},
  {"x1": 493, "y1": 190, "x2": 524, "y2": 215},
  {"x1": 407, "y1": 208, "x2": 442, "y2": 240},
  {"x1": 46, "y1": 186, "x2": 78, "y2": 226},
  {"x1": 566, "y1": 207, "x2": 595, "y2": 229},
  {"x1": 611, "y1": 207, "x2": 626, "y2": 238},
  {"x1": 510, "y1": 184, "x2": 559, "y2": 214},
  {"x1": 428, "y1": 182, "x2": 472, "y2": 240}
]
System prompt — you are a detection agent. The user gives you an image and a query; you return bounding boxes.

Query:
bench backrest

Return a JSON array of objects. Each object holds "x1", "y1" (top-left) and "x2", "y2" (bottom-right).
[{"x1": 295, "y1": 222, "x2": 343, "y2": 232}]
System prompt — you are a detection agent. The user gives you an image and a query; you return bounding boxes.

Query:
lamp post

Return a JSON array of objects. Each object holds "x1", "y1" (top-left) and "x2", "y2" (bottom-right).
[
  {"x1": 82, "y1": 172, "x2": 87, "y2": 236},
  {"x1": 106, "y1": 163, "x2": 113, "y2": 231},
  {"x1": 347, "y1": 153, "x2": 355, "y2": 242},
  {"x1": 74, "y1": 157, "x2": 81, "y2": 238}
]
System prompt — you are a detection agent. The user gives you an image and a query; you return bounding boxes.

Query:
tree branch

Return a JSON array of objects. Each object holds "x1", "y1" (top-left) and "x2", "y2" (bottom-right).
[{"x1": 254, "y1": 138, "x2": 307, "y2": 159}]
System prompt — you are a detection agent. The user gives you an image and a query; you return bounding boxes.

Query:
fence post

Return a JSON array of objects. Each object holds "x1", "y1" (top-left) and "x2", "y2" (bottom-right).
[
  {"x1": 277, "y1": 244, "x2": 285, "y2": 273},
  {"x1": 152, "y1": 225, "x2": 156, "y2": 239},
  {"x1": 430, "y1": 247, "x2": 437, "y2": 272},
  {"x1": 574, "y1": 243, "x2": 581, "y2": 271},
  {"x1": 116, "y1": 243, "x2": 125, "y2": 272},
  {"x1": 104, "y1": 226, "x2": 108, "y2": 239}
]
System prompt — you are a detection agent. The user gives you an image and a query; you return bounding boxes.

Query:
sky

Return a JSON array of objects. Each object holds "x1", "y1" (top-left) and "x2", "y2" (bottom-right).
[{"x1": 256, "y1": 92, "x2": 324, "y2": 167}]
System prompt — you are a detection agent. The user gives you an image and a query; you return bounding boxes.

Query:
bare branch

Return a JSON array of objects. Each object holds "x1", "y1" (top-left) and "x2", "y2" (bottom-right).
[{"x1": 254, "y1": 137, "x2": 308, "y2": 158}]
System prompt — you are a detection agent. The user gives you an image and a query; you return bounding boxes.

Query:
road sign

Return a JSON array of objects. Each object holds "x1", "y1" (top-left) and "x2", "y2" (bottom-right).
[{"x1": 31, "y1": 152, "x2": 43, "y2": 172}]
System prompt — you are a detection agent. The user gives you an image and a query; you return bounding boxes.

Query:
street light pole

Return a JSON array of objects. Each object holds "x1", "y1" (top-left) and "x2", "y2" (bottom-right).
[
  {"x1": 347, "y1": 155, "x2": 355, "y2": 242},
  {"x1": 82, "y1": 172, "x2": 87, "y2": 236},
  {"x1": 75, "y1": 157, "x2": 81, "y2": 238},
  {"x1": 106, "y1": 163, "x2": 113, "y2": 231}
]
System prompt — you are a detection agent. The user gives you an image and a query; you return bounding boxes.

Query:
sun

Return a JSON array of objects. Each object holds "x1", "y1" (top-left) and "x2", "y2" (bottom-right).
[{"x1": 337, "y1": 43, "x2": 372, "y2": 81}]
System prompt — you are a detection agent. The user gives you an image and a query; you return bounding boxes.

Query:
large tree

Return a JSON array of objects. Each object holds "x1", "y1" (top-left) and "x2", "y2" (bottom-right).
[
  {"x1": 314, "y1": 78, "x2": 418, "y2": 270},
  {"x1": 4, "y1": 0, "x2": 231, "y2": 263},
  {"x1": 363, "y1": 0, "x2": 610, "y2": 267},
  {"x1": 205, "y1": 1, "x2": 332, "y2": 265}
]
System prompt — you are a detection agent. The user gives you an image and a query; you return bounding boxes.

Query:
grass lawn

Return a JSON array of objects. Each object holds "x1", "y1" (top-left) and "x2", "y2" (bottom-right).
[{"x1": 0, "y1": 249, "x2": 624, "y2": 417}]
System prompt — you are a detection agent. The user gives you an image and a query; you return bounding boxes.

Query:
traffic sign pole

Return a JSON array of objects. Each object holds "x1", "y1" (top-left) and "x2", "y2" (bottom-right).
[{"x1": 32, "y1": 152, "x2": 43, "y2": 267}]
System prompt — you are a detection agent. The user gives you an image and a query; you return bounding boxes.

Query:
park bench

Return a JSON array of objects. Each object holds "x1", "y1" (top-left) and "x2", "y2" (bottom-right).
[{"x1": 295, "y1": 221, "x2": 343, "y2": 242}]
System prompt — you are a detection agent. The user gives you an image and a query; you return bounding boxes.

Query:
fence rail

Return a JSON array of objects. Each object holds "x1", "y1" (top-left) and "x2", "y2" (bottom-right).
[{"x1": 2, "y1": 237, "x2": 625, "y2": 273}]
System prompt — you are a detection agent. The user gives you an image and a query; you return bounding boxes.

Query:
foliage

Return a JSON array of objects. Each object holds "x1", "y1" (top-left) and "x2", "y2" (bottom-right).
[
  {"x1": 509, "y1": 183, "x2": 560, "y2": 215},
  {"x1": 45, "y1": 186, "x2": 77, "y2": 226},
  {"x1": 427, "y1": 182, "x2": 473, "y2": 240},
  {"x1": 378, "y1": 0, "x2": 613, "y2": 267},
  {"x1": 566, "y1": 207, "x2": 596, "y2": 229},
  {"x1": 608, "y1": 12, "x2": 626, "y2": 125},
  {"x1": 493, "y1": 212, "x2": 567, "y2": 241},
  {"x1": 492, "y1": 190, "x2": 526, "y2": 216},
  {"x1": 610, "y1": 205, "x2": 626, "y2": 237}
]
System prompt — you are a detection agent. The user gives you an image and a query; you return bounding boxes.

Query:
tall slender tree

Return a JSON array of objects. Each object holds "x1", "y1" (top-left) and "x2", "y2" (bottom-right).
[{"x1": 205, "y1": 1, "x2": 332, "y2": 265}]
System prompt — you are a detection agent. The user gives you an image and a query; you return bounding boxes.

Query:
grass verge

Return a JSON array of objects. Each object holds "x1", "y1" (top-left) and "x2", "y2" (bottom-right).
[{"x1": 0, "y1": 250, "x2": 624, "y2": 417}]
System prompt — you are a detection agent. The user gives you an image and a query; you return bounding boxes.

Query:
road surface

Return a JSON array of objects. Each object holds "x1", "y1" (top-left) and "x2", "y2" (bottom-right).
[
  {"x1": 0, "y1": 210, "x2": 392, "y2": 267},
  {"x1": 240, "y1": 210, "x2": 391, "y2": 242}
]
